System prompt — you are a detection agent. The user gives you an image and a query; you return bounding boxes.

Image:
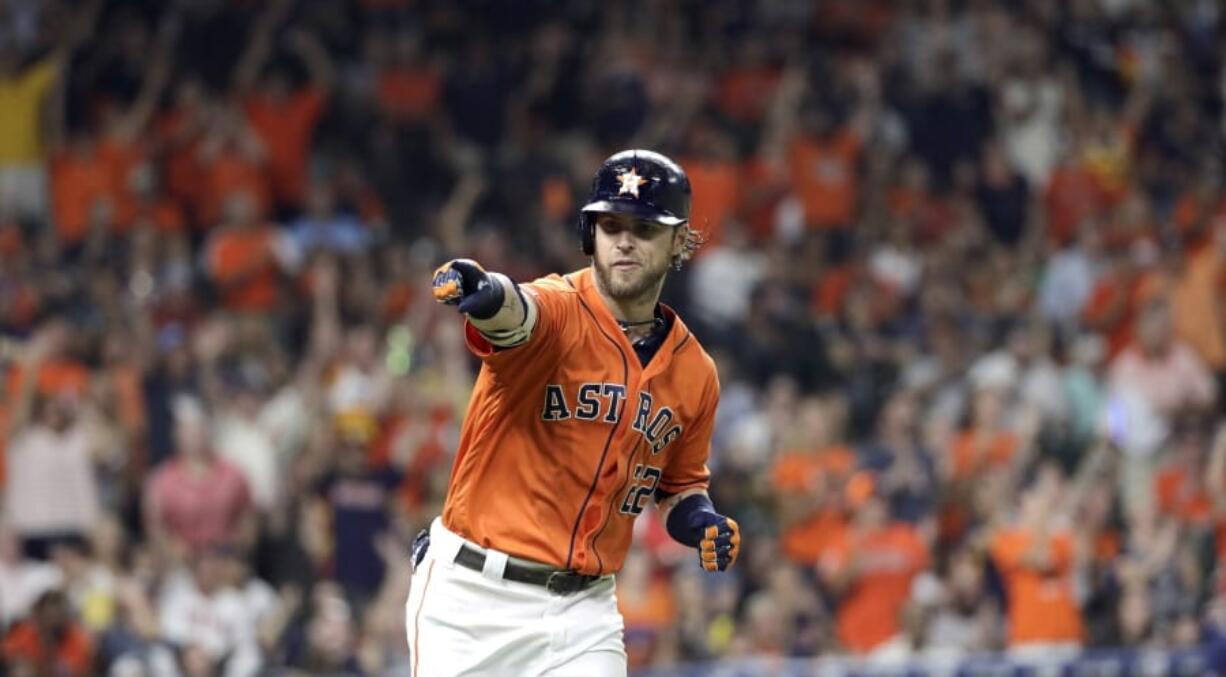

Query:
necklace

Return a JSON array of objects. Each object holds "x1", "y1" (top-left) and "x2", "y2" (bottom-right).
[
  {"x1": 616, "y1": 318, "x2": 663, "y2": 329},
  {"x1": 617, "y1": 317, "x2": 666, "y2": 337},
  {"x1": 618, "y1": 317, "x2": 665, "y2": 347}
]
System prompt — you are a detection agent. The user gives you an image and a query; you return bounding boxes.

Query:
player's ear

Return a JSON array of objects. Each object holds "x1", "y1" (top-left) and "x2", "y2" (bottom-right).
[
  {"x1": 672, "y1": 224, "x2": 689, "y2": 257},
  {"x1": 670, "y1": 225, "x2": 690, "y2": 271},
  {"x1": 671, "y1": 223, "x2": 704, "y2": 271}
]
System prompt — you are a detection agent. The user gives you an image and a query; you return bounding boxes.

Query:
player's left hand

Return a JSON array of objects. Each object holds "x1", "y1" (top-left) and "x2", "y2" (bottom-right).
[{"x1": 694, "y1": 513, "x2": 740, "y2": 572}]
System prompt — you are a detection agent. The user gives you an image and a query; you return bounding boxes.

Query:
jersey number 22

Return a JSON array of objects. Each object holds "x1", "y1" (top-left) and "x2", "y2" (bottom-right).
[{"x1": 619, "y1": 464, "x2": 662, "y2": 516}]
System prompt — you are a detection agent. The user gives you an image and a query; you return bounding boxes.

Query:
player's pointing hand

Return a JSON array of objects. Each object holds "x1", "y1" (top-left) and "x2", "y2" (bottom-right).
[{"x1": 431, "y1": 258, "x2": 504, "y2": 319}]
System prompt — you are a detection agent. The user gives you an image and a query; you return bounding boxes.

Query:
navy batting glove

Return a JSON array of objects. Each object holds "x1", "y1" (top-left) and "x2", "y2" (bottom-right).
[
  {"x1": 667, "y1": 494, "x2": 741, "y2": 572},
  {"x1": 693, "y1": 512, "x2": 741, "y2": 572},
  {"x1": 431, "y1": 258, "x2": 504, "y2": 319}
]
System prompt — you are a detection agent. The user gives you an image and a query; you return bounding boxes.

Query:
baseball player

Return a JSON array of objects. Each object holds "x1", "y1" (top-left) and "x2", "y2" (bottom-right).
[{"x1": 406, "y1": 150, "x2": 740, "y2": 676}]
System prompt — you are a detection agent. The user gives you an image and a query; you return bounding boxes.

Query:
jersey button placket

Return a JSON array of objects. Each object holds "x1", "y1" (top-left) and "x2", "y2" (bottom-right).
[
  {"x1": 580, "y1": 374, "x2": 638, "y2": 572},
  {"x1": 598, "y1": 377, "x2": 651, "y2": 566}
]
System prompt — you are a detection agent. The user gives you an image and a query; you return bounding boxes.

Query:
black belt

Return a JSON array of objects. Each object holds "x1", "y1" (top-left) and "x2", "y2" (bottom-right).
[{"x1": 454, "y1": 543, "x2": 603, "y2": 595}]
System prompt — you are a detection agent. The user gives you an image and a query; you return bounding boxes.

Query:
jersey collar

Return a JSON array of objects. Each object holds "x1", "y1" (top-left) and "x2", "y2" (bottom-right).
[{"x1": 567, "y1": 268, "x2": 693, "y2": 380}]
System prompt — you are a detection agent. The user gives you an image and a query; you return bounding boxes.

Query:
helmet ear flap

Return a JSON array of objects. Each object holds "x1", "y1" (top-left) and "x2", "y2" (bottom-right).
[{"x1": 579, "y1": 213, "x2": 595, "y2": 256}]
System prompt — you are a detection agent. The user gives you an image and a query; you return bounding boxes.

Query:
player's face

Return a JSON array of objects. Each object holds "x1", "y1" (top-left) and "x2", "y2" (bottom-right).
[{"x1": 592, "y1": 213, "x2": 680, "y2": 302}]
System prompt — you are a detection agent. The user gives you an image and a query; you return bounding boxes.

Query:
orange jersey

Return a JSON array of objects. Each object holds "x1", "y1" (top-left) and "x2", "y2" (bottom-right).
[
  {"x1": 442, "y1": 268, "x2": 719, "y2": 576},
  {"x1": 821, "y1": 524, "x2": 928, "y2": 653},
  {"x1": 990, "y1": 527, "x2": 1084, "y2": 646}
]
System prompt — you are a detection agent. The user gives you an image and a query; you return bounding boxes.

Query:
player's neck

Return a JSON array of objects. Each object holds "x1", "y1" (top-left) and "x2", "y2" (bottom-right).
[
  {"x1": 605, "y1": 296, "x2": 659, "y2": 324},
  {"x1": 593, "y1": 276, "x2": 662, "y2": 325}
]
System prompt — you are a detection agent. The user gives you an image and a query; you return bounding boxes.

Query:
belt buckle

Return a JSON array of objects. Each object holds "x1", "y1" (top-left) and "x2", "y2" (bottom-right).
[{"x1": 545, "y1": 571, "x2": 584, "y2": 595}]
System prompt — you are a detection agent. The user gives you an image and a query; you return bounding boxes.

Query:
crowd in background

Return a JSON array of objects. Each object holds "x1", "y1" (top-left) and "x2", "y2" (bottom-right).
[{"x1": 4, "y1": 0, "x2": 1226, "y2": 674}]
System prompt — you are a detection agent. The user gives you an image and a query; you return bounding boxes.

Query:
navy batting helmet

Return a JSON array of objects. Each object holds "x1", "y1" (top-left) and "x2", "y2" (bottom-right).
[{"x1": 578, "y1": 149, "x2": 691, "y2": 256}]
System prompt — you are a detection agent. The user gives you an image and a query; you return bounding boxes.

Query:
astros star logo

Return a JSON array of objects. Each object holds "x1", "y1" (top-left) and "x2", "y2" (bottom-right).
[{"x1": 616, "y1": 168, "x2": 648, "y2": 198}]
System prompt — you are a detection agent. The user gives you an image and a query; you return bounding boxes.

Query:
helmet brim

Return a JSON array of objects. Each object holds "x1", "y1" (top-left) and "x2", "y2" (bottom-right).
[{"x1": 580, "y1": 200, "x2": 687, "y2": 227}]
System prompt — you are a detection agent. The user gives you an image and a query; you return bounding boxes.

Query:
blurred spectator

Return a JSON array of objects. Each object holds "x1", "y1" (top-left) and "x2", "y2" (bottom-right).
[
  {"x1": 907, "y1": 49, "x2": 993, "y2": 190},
  {"x1": 93, "y1": 23, "x2": 174, "y2": 239},
  {"x1": 290, "y1": 180, "x2": 372, "y2": 257},
  {"x1": 731, "y1": 591, "x2": 790, "y2": 658},
  {"x1": 285, "y1": 581, "x2": 363, "y2": 673},
  {"x1": 156, "y1": 77, "x2": 213, "y2": 225},
  {"x1": 733, "y1": 279, "x2": 838, "y2": 392},
  {"x1": 968, "y1": 321, "x2": 1066, "y2": 449},
  {"x1": 771, "y1": 395, "x2": 855, "y2": 566},
  {"x1": 617, "y1": 550, "x2": 677, "y2": 670},
  {"x1": 1172, "y1": 221, "x2": 1226, "y2": 397},
  {"x1": 680, "y1": 120, "x2": 742, "y2": 249},
  {"x1": 98, "y1": 577, "x2": 175, "y2": 676},
  {"x1": 2, "y1": 590, "x2": 93, "y2": 676},
  {"x1": 221, "y1": 544, "x2": 299, "y2": 667},
  {"x1": 49, "y1": 133, "x2": 113, "y2": 249},
  {"x1": 371, "y1": 28, "x2": 442, "y2": 127},
  {"x1": 688, "y1": 221, "x2": 765, "y2": 335},
  {"x1": 196, "y1": 106, "x2": 271, "y2": 229},
  {"x1": 203, "y1": 192, "x2": 298, "y2": 314},
  {"x1": 213, "y1": 374, "x2": 282, "y2": 512},
  {"x1": 51, "y1": 537, "x2": 115, "y2": 634},
  {"x1": 1108, "y1": 296, "x2": 1217, "y2": 419},
  {"x1": 818, "y1": 489, "x2": 929, "y2": 654},
  {"x1": 0, "y1": 50, "x2": 62, "y2": 223},
  {"x1": 858, "y1": 388, "x2": 938, "y2": 526},
  {"x1": 235, "y1": 6, "x2": 334, "y2": 215},
  {"x1": 989, "y1": 465, "x2": 1084, "y2": 656},
  {"x1": 5, "y1": 326, "x2": 101, "y2": 559},
  {"x1": 787, "y1": 103, "x2": 865, "y2": 232},
  {"x1": 915, "y1": 547, "x2": 1000, "y2": 658},
  {"x1": 942, "y1": 385, "x2": 1034, "y2": 546},
  {"x1": 0, "y1": 0, "x2": 99, "y2": 224},
  {"x1": 1039, "y1": 223, "x2": 1103, "y2": 330},
  {"x1": 998, "y1": 31, "x2": 1063, "y2": 188},
  {"x1": 1044, "y1": 149, "x2": 1102, "y2": 248},
  {"x1": 157, "y1": 546, "x2": 261, "y2": 676},
  {"x1": 311, "y1": 417, "x2": 402, "y2": 602},
  {"x1": 0, "y1": 524, "x2": 62, "y2": 628},
  {"x1": 143, "y1": 396, "x2": 254, "y2": 555},
  {"x1": 974, "y1": 141, "x2": 1030, "y2": 246},
  {"x1": 141, "y1": 325, "x2": 201, "y2": 468},
  {"x1": 1081, "y1": 240, "x2": 1163, "y2": 360}
]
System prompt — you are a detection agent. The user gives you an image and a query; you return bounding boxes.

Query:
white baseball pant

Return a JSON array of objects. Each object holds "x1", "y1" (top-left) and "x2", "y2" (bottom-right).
[{"x1": 405, "y1": 517, "x2": 627, "y2": 676}]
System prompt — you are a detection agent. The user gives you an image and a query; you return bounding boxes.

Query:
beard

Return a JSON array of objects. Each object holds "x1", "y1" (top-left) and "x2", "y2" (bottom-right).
[{"x1": 593, "y1": 254, "x2": 669, "y2": 303}]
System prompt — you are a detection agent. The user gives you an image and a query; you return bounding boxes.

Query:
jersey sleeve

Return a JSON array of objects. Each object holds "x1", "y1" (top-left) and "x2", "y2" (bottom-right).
[
  {"x1": 463, "y1": 275, "x2": 572, "y2": 367},
  {"x1": 658, "y1": 368, "x2": 719, "y2": 495}
]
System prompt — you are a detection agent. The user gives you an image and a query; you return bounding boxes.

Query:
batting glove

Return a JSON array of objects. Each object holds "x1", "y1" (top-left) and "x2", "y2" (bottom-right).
[
  {"x1": 695, "y1": 513, "x2": 741, "y2": 572},
  {"x1": 431, "y1": 258, "x2": 504, "y2": 319},
  {"x1": 667, "y1": 494, "x2": 742, "y2": 572}
]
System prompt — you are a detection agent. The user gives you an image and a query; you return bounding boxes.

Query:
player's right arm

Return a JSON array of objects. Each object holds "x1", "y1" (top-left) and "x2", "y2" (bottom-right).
[{"x1": 431, "y1": 258, "x2": 538, "y2": 348}]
